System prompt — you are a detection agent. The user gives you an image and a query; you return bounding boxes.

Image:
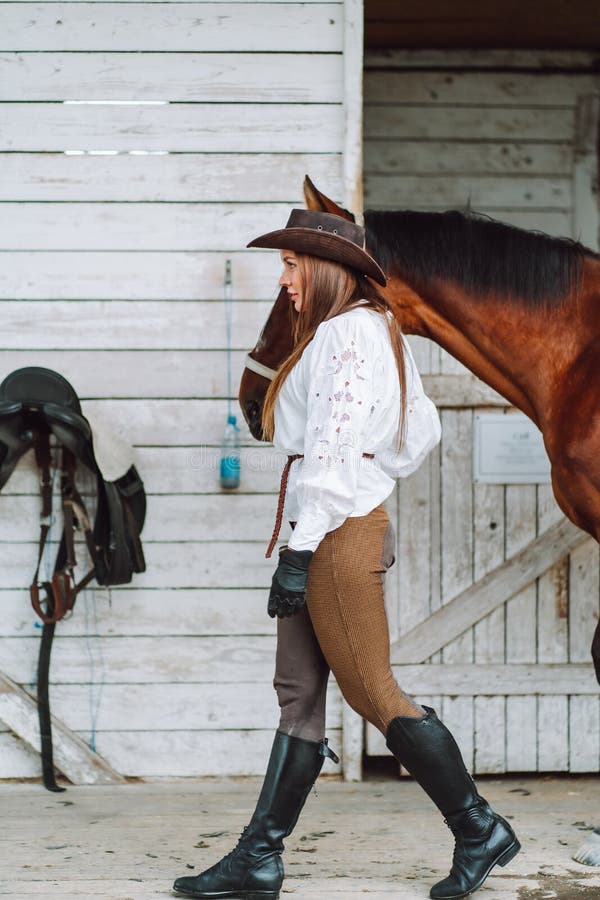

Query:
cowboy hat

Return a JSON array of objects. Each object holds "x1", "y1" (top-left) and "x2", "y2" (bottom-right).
[{"x1": 247, "y1": 209, "x2": 387, "y2": 286}]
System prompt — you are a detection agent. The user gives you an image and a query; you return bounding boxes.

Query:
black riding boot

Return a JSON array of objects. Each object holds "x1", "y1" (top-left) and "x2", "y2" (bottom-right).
[
  {"x1": 173, "y1": 730, "x2": 338, "y2": 899},
  {"x1": 386, "y1": 707, "x2": 520, "y2": 900}
]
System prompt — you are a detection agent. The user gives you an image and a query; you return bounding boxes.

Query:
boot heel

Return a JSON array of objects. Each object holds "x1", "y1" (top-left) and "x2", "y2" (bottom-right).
[{"x1": 498, "y1": 839, "x2": 521, "y2": 867}]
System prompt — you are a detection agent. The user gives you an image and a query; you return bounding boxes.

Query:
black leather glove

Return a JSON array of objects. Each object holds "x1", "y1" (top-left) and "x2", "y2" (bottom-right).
[{"x1": 268, "y1": 546, "x2": 313, "y2": 619}]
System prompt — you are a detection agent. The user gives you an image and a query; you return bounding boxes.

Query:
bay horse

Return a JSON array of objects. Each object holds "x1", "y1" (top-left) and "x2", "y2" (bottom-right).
[{"x1": 239, "y1": 177, "x2": 600, "y2": 862}]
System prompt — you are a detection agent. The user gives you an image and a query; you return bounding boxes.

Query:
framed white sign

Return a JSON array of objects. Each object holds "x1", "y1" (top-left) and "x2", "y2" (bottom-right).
[{"x1": 473, "y1": 413, "x2": 551, "y2": 484}]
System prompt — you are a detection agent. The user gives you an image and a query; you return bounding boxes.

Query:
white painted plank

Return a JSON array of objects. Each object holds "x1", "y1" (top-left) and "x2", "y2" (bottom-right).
[
  {"x1": 397, "y1": 460, "x2": 432, "y2": 634},
  {"x1": 0, "y1": 300, "x2": 271, "y2": 348},
  {"x1": 438, "y1": 410, "x2": 472, "y2": 760},
  {"x1": 381, "y1": 490, "x2": 399, "y2": 641},
  {"x1": 474, "y1": 696, "x2": 505, "y2": 774},
  {"x1": 365, "y1": 71, "x2": 598, "y2": 106},
  {"x1": 364, "y1": 175, "x2": 572, "y2": 210},
  {"x1": 1, "y1": 4, "x2": 344, "y2": 52},
  {"x1": 78, "y1": 398, "x2": 257, "y2": 445},
  {"x1": 365, "y1": 721, "x2": 386, "y2": 756},
  {"x1": 7, "y1": 0, "x2": 329, "y2": 4},
  {"x1": 0, "y1": 205, "x2": 574, "y2": 253},
  {"x1": 473, "y1": 483, "x2": 505, "y2": 589},
  {"x1": 505, "y1": 486, "x2": 538, "y2": 665},
  {"x1": 0, "y1": 349, "x2": 252, "y2": 398},
  {"x1": 437, "y1": 349, "x2": 466, "y2": 377},
  {"x1": 506, "y1": 696, "x2": 537, "y2": 772},
  {"x1": 45, "y1": 682, "x2": 342, "y2": 731},
  {"x1": 440, "y1": 410, "x2": 473, "y2": 665},
  {"x1": 0, "y1": 53, "x2": 343, "y2": 102},
  {"x1": 569, "y1": 540, "x2": 600, "y2": 664},
  {"x1": 391, "y1": 665, "x2": 599, "y2": 695},
  {"x1": 1, "y1": 634, "x2": 277, "y2": 684},
  {"x1": 473, "y1": 476, "x2": 506, "y2": 774},
  {"x1": 573, "y1": 94, "x2": 600, "y2": 250},
  {"x1": 2, "y1": 587, "x2": 276, "y2": 638},
  {"x1": 0, "y1": 671, "x2": 125, "y2": 784},
  {"x1": 537, "y1": 486, "x2": 568, "y2": 664},
  {"x1": 0, "y1": 356, "x2": 506, "y2": 412},
  {"x1": 0, "y1": 202, "x2": 294, "y2": 251},
  {"x1": 505, "y1": 485, "x2": 538, "y2": 772},
  {"x1": 1, "y1": 587, "x2": 277, "y2": 638},
  {"x1": 0, "y1": 731, "x2": 40, "y2": 777},
  {"x1": 0, "y1": 251, "x2": 281, "y2": 300},
  {"x1": 0, "y1": 102, "x2": 345, "y2": 153},
  {"x1": 404, "y1": 335, "x2": 432, "y2": 372},
  {"x1": 341, "y1": 703, "x2": 363, "y2": 782},
  {"x1": 538, "y1": 696, "x2": 569, "y2": 771},
  {"x1": 569, "y1": 697, "x2": 600, "y2": 772},
  {"x1": 364, "y1": 105, "x2": 575, "y2": 141},
  {"x1": 441, "y1": 697, "x2": 474, "y2": 772},
  {"x1": 90, "y1": 728, "x2": 343, "y2": 777},
  {"x1": 142, "y1": 445, "x2": 280, "y2": 494},
  {"x1": 85, "y1": 398, "x2": 259, "y2": 445},
  {"x1": 365, "y1": 141, "x2": 572, "y2": 175},
  {"x1": 0, "y1": 493, "x2": 284, "y2": 543},
  {"x1": 0, "y1": 540, "x2": 280, "y2": 590},
  {"x1": 1, "y1": 726, "x2": 342, "y2": 779},
  {"x1": 0, "y1": 153, "x2": 342, "y2": 202},
  {"x1": 391, "y1": 519, "x2": 590, "y2": 665},
  {"x1": 342, "y1": 0, "x2": 363, "y2": 215},
  {"x1": 0, "y1": 445, "x2": 282, "y2": 496}
]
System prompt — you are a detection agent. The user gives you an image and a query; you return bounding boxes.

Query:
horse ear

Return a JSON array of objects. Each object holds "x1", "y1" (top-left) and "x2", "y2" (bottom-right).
[{"x1": 303, "y1": 175, "x2": 355, "y2": 222}]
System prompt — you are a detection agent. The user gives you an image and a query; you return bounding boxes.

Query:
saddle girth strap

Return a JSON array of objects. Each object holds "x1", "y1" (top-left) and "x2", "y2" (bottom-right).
[
  {"x1": 30, "y1": 433, "x2": 66, "y2": 624},
  {"x1": 30, "y1": 439, "x2": 100, "y2": 624}
]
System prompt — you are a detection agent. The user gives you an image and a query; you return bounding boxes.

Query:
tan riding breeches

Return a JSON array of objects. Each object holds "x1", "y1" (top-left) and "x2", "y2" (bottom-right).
[{"x1": 274, "y1": 504, "x2": 422, "y2": 742}]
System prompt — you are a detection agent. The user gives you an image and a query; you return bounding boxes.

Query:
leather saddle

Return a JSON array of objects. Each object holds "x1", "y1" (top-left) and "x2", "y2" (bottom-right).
[{"x1": 0, "y1": 366, "x2": 146, "y2": 790}]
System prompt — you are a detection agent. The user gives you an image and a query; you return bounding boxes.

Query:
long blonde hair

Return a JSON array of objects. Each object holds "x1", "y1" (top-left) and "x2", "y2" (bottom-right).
[{"x1": 262, "y1": 253, "x2": 407, "y2": 445}]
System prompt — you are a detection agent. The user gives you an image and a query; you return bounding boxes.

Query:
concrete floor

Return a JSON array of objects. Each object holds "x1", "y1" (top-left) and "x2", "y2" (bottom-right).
[{"x1": 1, "y1": 775, "x2": 600, "y2": 899}]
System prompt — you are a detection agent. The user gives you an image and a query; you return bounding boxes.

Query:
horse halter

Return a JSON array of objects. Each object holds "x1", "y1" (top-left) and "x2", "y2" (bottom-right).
[{"x1": 245, "y1": 353, "x2": 276, "y2": 382}]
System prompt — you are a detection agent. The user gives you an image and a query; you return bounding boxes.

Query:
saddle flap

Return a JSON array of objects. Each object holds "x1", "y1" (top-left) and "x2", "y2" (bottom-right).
[
  {"x1": 0, "y1": 400, "x2": 23, "y2": 420},
  {"x1": 43, "y1": 402, "x2": 95, "y2": 471},
  {"x1": 0, "y1": 400, "x2": 31, "y2": 489}
]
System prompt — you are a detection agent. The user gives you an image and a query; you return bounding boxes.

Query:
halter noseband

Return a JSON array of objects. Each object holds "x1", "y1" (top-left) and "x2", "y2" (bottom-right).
[{"x1": 245, "y1": 354, "x2": 276, "y2": 382}]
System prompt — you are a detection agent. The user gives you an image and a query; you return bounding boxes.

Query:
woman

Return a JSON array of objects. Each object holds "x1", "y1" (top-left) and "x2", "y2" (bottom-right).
[{"x1": 173, "y1": 209, "x2": 520, "y2": 900}]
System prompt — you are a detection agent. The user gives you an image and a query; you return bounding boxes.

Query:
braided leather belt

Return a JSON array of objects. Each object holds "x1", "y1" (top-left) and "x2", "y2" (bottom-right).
[{"x1": 265, "y1": 452, "x2": 374, "y2": 558}]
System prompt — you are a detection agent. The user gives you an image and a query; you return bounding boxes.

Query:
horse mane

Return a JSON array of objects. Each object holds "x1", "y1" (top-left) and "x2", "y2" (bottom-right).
[{"x1": 364, "y1": 209, "x2": 596, "y2": 308}]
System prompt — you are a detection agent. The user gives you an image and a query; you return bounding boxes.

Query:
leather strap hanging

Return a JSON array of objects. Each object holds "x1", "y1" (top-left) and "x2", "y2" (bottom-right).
[
  {"x1": 265, "y1": 454, "x2": 303, "y2": 558},
  {"x1": 265, "y1": 452, "x2": 375, "y2": 559},
  {"x1": 30, "y1": 439, "x2": 100, "y2": 624}
]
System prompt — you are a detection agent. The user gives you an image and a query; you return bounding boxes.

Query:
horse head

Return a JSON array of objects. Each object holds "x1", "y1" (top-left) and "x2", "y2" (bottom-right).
[{"x1": 238, "y1": 286, "x2": 293, "y2": 440}]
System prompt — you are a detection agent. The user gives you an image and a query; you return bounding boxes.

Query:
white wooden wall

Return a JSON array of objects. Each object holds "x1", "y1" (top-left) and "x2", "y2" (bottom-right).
[
  {"x1": 364, "y1": 49, "x2": 600, "y2": 773},
  {"x1": 0, "y1": 1, "x2": 349, "y2": 778}
]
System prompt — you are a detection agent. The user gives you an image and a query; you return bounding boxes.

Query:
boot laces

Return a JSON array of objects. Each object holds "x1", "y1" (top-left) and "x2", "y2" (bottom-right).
[{"x1": 219, "y1": 826, "x2": 252, "y2": 865}]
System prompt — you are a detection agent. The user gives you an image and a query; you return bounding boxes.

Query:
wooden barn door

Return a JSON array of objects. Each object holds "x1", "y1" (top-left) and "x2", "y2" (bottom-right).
[{"x1": 363, "y1": 50, "x2": 600, "y2": 774}]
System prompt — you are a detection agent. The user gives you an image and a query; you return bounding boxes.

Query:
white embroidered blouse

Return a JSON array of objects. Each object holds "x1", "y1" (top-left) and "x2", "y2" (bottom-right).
[{"x1": 273, "y1": 305, "x2": 441, "y2": 552}]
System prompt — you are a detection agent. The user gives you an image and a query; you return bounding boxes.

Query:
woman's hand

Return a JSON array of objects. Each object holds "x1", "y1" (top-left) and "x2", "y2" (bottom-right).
[{"x1": 268, "y1": 547, "x2": 313, "y2": 618}]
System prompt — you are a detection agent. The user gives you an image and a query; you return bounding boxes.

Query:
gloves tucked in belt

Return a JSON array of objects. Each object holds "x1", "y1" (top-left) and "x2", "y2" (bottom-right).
[{"x1": 268, "y1": 546, "x2": 313, "y2": 619}]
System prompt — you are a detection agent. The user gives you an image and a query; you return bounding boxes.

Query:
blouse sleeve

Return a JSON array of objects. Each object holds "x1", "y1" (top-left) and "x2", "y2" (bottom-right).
[
  {"x1": 287, "y1": 315, "x2": 379, "y2": 553},
  {"x1": 378, "y1": 338, "x2": 441, "y2": 479}
]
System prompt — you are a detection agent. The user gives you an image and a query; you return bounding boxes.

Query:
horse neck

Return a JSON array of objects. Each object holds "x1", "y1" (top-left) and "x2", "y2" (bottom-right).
[
  {"x1": 392, "y1": 278, "x2": 576, "y2": 426},
  {"x1": 252, "y1": 287, "x2": 293, "y2": 368}
]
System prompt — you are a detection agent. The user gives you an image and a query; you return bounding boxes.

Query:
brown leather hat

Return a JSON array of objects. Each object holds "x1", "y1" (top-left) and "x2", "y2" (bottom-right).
[{"x1": 247, "y1": 209, "x2": 387, "y2": 286}]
